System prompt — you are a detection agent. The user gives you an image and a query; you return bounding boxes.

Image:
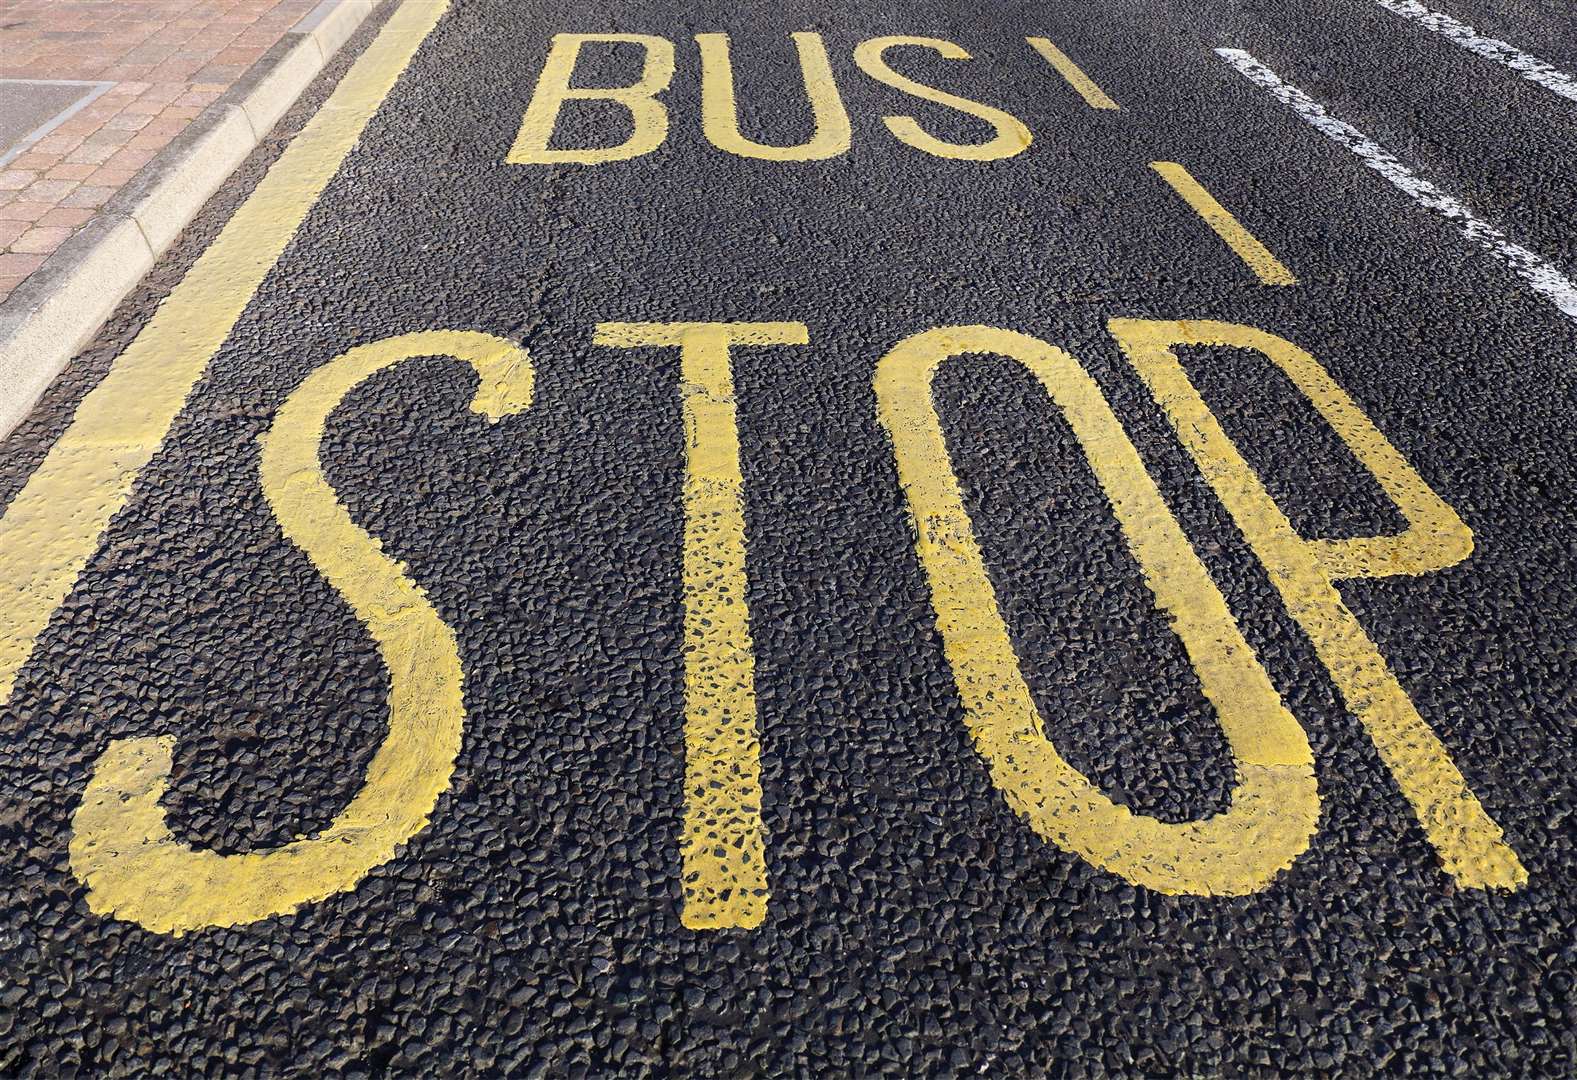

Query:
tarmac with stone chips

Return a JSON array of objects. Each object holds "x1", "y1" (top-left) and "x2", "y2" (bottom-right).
[{"x1": 2, "y1": 0, "x2": 1576, "y2": 1074}]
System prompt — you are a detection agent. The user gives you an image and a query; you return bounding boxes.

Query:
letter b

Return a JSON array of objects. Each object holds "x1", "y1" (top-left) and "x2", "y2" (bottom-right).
[{"x1": 510, "y1": 34, "x2": 675, "y2": 165}]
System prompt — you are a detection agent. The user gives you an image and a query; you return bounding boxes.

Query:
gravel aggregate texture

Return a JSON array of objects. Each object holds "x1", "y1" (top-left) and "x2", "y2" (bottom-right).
[{"x1": 1, "y1": 0, "x2": 1575, "y2": 1074}]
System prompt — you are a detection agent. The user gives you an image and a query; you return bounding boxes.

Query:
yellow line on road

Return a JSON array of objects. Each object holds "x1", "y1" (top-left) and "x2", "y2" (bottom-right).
[
  {"x1": 875, "y1": 326, "x2": 1318, "y2": 896},
  {"x1": 1110, "y1": 318, "x2": 1525, "y2": 889},
  {"x1": 71, "y1": 331, "x2": 533, "y2": 934},
  {"x1": 595, "y1": 321, "x2": 809, "y2": 931},
  {"x1": 1151, "y1": 161, "x2": 1297, "y2": 285},
  {"x1": 699, "y1": 33, "x2": 852, "y2": 161},
  {"x1": 0, "y1": 0, "x2": 449, "y2": 708},
  {"x1": 1026, "y1": 37, "x2": 1120, "y2": 110},
  {"x1": 854, "y1": 37, "x2": 1033, "y2": 161}
]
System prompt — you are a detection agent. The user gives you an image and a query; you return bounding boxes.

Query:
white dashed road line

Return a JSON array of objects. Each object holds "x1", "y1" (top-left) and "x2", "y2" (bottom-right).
[
  {"x1": 1215, "y1": 47, "x2": 1577, "y2": 325},
  {"x1": 1372, "y1": 0, "x2": 1577, "y2": 105}
]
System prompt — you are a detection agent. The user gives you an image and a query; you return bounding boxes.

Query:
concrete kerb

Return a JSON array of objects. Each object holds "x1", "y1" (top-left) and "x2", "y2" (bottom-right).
[{"x1": 0, "y1": 0, "x2": 384, "y2": 439}]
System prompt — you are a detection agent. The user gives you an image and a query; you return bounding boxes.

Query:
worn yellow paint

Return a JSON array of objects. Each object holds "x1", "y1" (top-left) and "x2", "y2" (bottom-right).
[
  {"x1": 852, "y1": 37, "x2": 1032, "y2": 161},
  {"x1": 696, "y1": 33, "x2": 851, "y2": 161},
  {"x1": 509, "y1": 33, "x2": 675, "y2": 165},
  {"x1": 1025, "y1": 37, "x2": 1120, "y2": 110},
  {"x1": 875, "y1": 326, "x2": 1318, "y2": 895},
  {"x1": 594, "y1": 321, "x2": 807, "y2": 929},
  {"x1": 1150, "y1": 162, "x2": 1298, "y2": 286},
  {"x1": 0, "y1": 0, "x2": 447, "y2": 711},
  {"x1": 70, "y1": 331, "x2": 534, "y2": 933},
  {"x1": 1109, "y1": 318, "x2": 1526, "y2": 889}
]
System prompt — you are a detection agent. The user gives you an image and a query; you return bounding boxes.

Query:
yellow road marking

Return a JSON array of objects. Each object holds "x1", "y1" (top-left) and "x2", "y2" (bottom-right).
[
  {"x1": 1109, "y1": 318, "x2": 1526, "y2": 889},
  {"x1": 594, "y1": 322, "x2": 809, "y2": 930},
  {"x1": 509, "y1": 33, "x2": 675, "y2": 165},
  {"x1": 875, "y1": 325, "x2": 1318, "y2": 896},
  {"x1": 70, "y1": 332, "x2": 533, "y2": 934},
  {"x1": 1150, "y1": 162, "x2": 1298, "y2": 285},
  {"x1": 0, "y1": 0, "x2": 449, "y2": 710},
  {"x1": 698, "y1": 33, "x2": 851, "y2": 161},
  {"x1": 852, "y1": 37, "x2": 1032, "y2": 161},
  {"x1": 1026, "y1": 37, "x2": 1120, "y2": 110}
]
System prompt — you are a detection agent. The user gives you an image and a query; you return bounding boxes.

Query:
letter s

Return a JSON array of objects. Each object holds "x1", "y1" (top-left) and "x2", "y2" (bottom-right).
[{"x1": 69, "y1": 331, "x2": 534, "y2": 934}]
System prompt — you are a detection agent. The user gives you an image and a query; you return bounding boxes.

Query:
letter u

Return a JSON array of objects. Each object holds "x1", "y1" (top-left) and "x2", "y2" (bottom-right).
[{"x1": 696, "y1": 33, "x2": 852, "y2": 161}]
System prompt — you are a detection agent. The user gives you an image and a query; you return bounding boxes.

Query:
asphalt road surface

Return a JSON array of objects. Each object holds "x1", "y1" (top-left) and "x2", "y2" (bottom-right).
[{"x1": 3, "y1": 0, "x2": 1576, "y2": 1074}]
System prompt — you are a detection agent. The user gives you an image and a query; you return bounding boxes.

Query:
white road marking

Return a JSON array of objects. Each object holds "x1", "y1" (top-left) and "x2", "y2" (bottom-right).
[
  {"x1": 1372, "y1": 0, "x2": 1577, "y2": 105},
  {"x1": 1215, "y1": 48, "x2": 1577, "y2": 324}
]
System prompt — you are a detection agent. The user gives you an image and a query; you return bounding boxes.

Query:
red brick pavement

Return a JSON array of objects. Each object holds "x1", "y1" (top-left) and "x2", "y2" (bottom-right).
[{"x1": 0, "y1": 0, "x2": 322, "y2": 303}]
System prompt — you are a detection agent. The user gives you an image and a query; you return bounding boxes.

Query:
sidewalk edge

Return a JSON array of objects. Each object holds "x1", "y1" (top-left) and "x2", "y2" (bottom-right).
[{"x1": 0, "y1": 0, "x2": 382, "y2": 439}]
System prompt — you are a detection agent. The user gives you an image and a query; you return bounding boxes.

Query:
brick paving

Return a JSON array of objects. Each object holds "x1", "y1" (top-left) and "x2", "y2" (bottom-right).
[{"x1": 0, "y1": 0, "x2": 323, "y2": 303}]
